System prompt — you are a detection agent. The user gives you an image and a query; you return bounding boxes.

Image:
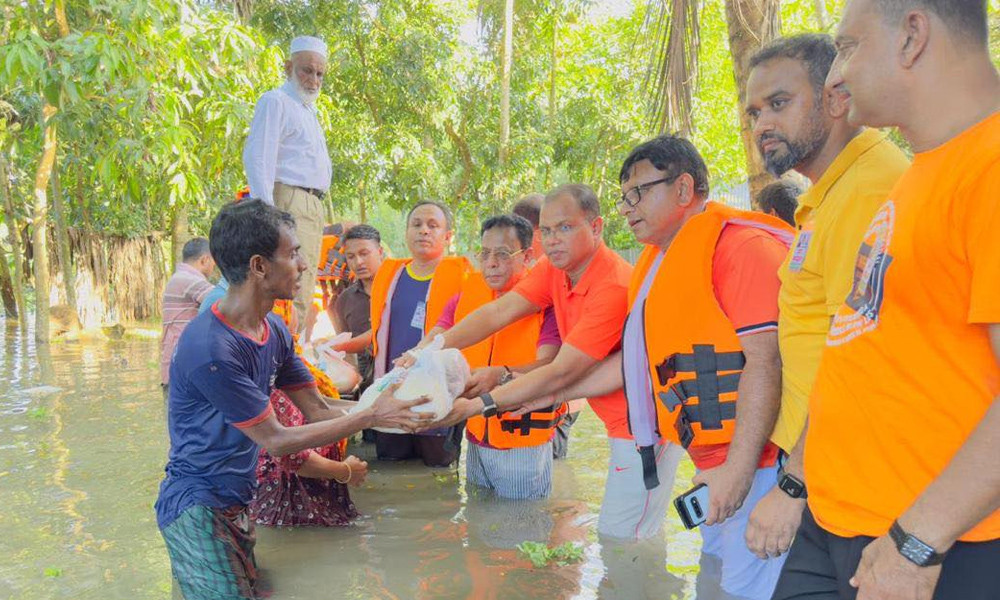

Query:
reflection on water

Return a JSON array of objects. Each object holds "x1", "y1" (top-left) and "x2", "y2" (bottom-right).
[{"x1": 0, "y1": 323, "x2": 714, "y2": 599}]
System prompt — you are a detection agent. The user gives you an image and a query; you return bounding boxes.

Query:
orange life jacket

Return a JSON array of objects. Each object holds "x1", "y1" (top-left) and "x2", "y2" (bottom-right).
[
  {"x1": 370, "y1": 256, "x2": 471, "y2": 376},
  {"x1": 626, "y1": 203, "x2": 791, "y2": 462},
  {"x1": 456, "y1": 273, "x2": 566, "y2": 449}
]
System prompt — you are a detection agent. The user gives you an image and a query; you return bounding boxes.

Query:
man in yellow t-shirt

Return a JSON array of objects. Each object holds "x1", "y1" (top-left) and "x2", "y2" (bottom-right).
[
  {"x1": 770, "y1": 1, "x2": 1000, "y2": 599},
  {"x1": 742, "y1": 33, "x2": 910, "y2": 561}
]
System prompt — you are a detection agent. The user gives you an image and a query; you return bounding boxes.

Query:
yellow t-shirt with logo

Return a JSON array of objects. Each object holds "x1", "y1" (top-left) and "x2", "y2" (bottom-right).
[{"x1": 771, "y1": 130, "x2": 910, "y2": 452}]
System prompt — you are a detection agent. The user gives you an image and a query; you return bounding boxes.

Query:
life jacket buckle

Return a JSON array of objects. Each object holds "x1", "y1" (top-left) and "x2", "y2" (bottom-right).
[
  {"x1": 655, "y1": 354, "x2": 677, "y2": 387},
  {"x1": 674, "y1": 409, "x2": 694, "y2": 449}
]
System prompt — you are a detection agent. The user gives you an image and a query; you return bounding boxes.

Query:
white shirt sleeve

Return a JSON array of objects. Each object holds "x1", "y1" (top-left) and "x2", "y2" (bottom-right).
[{"x1": 242, "y1": 93, "x2": 284, "y2": 205}]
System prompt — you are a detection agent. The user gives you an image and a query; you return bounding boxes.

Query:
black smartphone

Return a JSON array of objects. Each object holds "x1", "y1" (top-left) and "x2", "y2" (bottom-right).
[{"x1": 673, "y1": 483, "x2": 710, "y2": 529}]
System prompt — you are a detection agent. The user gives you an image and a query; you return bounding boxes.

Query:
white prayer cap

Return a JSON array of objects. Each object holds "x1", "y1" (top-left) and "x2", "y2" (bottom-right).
[{"x1": 290, "y1": 36, "x2": 327, "y2": 58}]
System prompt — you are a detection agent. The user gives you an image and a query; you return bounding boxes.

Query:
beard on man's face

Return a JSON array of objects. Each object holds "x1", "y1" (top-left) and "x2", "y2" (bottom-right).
[{"x1": 289, "y1": 73, "x2": 321, "y2": 105}]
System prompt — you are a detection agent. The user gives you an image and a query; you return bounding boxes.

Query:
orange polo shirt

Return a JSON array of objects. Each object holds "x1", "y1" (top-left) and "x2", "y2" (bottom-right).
[
  {"x1": 514, "y1": 243, "x2": 633, "y2": 439},
  {"x1": 807, "y1": 112, "x2": 1000, "y2": 542}
]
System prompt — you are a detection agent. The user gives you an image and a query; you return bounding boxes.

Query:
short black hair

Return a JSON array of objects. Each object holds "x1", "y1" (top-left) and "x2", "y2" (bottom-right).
[
  {"x1": 209, "y1": 199, "x2": 296, "y2": 285},
  {"x1": 406, "y1": 201, "x2": 453, "y2": 230},
  {"x1": 182, "y1": 237, "x2": 210, "y2": 263},
  {"x1": 343, "y1": 223, "x2": 381, "y2": 244},
  {"x1": 618, "y1": 135, "x2": 710, "y2": 199},
  {"x1": 545, "y1": 184, "x2": 601, "y2": 219},
  {"x1": 750, "y1": 34, "x2": 836, "y2": 99},
  {"x1": 511, "y1": 193, "x2": 544, "y2": 228},
  {"x1": 756, "y1": 181, "x2": 802, "y2": 227},
  {"x1": 480, "y1": 214, "x2": 534, "y2": 251},
  {"x1": 875, "y1": 0, "x2": 988, "y2": 44}
]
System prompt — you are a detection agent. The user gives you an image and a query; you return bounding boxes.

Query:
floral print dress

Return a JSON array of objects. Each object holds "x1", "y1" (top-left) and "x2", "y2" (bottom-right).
[{"x1": 249, "y1": 390, "x2": 357, "y2": 527}]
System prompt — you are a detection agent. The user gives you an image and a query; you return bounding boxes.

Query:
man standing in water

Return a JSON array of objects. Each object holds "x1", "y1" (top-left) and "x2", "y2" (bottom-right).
[
  {"x1": 160, "y1": 237, "x2": 215, "y2": 397},
  {"x1": 155, "y1": 200, "x2": 427, "y2": 599},
  {"x1": 368, "y1": 201, "x2": 471, "y2": 466},
  {"x1": 772, "y1": 1, "x2": 1000, "y2": 597},
  {"x1": 243, "y1": 36, "x2": 332, "y2": 329}
]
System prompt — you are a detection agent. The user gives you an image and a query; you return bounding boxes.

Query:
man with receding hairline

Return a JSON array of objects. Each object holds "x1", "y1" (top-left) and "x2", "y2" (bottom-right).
[
  {"x1": 771, "y1": 1, "x2": 1000, "y2": 598},
  {"x1": 368, "y1": 200, "x2": 472, "y2": 467}
]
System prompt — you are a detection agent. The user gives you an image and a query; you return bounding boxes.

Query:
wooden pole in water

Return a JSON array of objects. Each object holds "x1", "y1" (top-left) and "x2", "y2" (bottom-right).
[{"x1": 0, "y1": 154, "x2": 25, "y2": 325}]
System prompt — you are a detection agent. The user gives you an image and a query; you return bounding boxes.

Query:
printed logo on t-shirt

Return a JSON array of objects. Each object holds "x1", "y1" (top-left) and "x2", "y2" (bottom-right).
[
  {"x1": 827, "y1": 201, "x2": 895, "y2": 346},
  {"x1": 788, "y1": 230, "x2": 813, "y2": 272}
]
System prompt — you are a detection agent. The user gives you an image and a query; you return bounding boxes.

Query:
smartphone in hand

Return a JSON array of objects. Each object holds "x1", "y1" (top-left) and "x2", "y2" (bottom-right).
[{"x1": 674, "y1": 484, "x2": 710, "y2": 529}]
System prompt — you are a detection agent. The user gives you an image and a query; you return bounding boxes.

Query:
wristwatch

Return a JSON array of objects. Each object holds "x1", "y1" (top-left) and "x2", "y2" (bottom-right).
[
  {"x1": 498, "y1": 366, "x2": 514, "y2": 385},
  {"x1": 777, "y1": 469, "x2": 807, "y2": 499},
  {"x1": 480, "y1": 392, "x2": 499, "y2": 418},
  {"x1": 889, "y1": 520, "x2": 947, "y2": 567}
]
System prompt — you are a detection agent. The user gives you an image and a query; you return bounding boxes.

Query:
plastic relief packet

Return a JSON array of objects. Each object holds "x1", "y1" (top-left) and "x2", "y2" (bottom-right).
[
  {"x1": 309, "y1": 332, "x2": 362, "y2": 393},
  {"x1": 351, "y1": 335, "x2": 471, "y2": 433}
]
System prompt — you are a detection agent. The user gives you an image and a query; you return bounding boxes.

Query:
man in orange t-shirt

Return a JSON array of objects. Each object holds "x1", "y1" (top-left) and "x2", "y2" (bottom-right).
[
  {"x1": 770, "y1": 2, "x2": 1000, "y2": 599},
  {"x1": 415, "y1": 184, "x2": 684, "y2": 540}
]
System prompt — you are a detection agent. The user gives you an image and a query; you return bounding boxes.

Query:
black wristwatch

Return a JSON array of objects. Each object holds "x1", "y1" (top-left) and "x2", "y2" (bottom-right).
[
  {"x1": 480, "y1": 393, "x2": 499, "y2": 418},
  {"x1": 889, "y1": 520, "x2": 947, "y2": 567},
  {"x1": 777, "y1": 469, "x2": 807, "y2": 499}
]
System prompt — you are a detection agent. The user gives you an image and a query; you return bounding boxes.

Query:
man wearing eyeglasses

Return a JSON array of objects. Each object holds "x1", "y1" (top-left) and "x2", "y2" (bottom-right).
[
  {"x1": 550, "y1": 135, "x2": 793, "y2": 599},
  {"x1": 411, "y1": 184, "x2": 685, "y2": 539},
  {"x1": 424, "y1": 214, "x2": 564, "y2": 499}
]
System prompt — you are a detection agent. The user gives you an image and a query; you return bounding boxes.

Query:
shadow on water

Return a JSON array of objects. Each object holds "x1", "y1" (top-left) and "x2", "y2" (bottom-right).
[{"x1": 1, "y1": 322, "x2": 746, "y2": 600}]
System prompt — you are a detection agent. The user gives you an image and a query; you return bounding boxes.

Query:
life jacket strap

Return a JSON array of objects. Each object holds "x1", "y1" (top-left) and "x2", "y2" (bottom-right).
[
  {"x1": 498, "y1": 409, "x2": 564, "y2": 435},
  {"x1": 655, "y1": 345, "x2": 744, "y2": 447},
  {"x1": 638, "y1": 444, "x2": 660, "y2": 490}
]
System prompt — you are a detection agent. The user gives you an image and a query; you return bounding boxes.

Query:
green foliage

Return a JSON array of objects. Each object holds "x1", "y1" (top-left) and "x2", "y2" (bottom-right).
[
  {"x1": 1, "y1": 0, "x2": 996, "y2": 256},
  {"x1": 517, "y1": 541, "x2": 585, "y2": 568}
]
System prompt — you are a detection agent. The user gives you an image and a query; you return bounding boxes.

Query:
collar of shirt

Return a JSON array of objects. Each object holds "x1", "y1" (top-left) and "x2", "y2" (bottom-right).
[
  {"x1": 176, "y1": 262, "x2": 207, "y2": 280},
  {"x1": 795, "y1": 128, "x2": 888, "y2": 226},
  {"x1": 346, "y1": 280, "x2": 370, "y2": 298},
  {"x1": 562, "y1": 242, "x2": 611, "y2": 298},
  {"x1": 279, "y1": 80, "x2": 316, "y2": 111}
]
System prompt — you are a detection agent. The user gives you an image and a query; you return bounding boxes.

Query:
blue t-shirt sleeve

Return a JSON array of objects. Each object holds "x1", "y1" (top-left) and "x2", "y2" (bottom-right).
[
  {"x1": 189, "y1": 360, "x2": 272, "y2": 428},
  {"x1": 271, "y1": 316, "x2": 315, "y2": 390}
]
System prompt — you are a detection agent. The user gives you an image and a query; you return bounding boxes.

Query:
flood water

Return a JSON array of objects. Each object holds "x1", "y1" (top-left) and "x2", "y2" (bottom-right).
[{"x1": 0, "y1": 322, "x2": 721, "y2": 600}]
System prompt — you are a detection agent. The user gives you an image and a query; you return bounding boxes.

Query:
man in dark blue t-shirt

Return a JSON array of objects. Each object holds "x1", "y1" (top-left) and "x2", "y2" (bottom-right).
[{"x1": 156, "y1": 200, "x2": 429, "y2": 600}]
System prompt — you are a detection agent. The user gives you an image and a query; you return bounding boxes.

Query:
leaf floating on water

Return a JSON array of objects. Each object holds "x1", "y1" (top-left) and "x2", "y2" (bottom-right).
[
  {"x1": 43, "y1": 567, "x2": 62, "y2": 577},
  {"x1": 516, "y1": 541, "x2": 584, "y2": 568}
]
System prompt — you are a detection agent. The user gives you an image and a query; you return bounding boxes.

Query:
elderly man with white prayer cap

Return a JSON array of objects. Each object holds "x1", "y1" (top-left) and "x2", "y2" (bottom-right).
[{"x1": 242, "y1": 35, "x2": 332, "y2": 328}]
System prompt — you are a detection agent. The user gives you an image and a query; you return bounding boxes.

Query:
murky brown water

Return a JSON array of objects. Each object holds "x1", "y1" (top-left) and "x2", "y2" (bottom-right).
[{"x1": 0, "y1": 322, "x2": 716, "y2": 599}]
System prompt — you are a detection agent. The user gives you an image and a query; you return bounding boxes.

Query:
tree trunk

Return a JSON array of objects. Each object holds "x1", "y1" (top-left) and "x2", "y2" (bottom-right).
[
  {"x1": 813, "y1": 0, "x2": 829, "y2": 29},
  {"x1": 51, "y1": 161, "x2": 77, "y2": 314},
  {"x1": 0, "y1": 154, "x2": 25, "y2": 325},
  {"x1": 545, "y1": 1, "x2": 559, "y2": 188},
  {"x1": 725, "y1": 0, "x2": 780, "y2": 201},
  {"x1": 498, "y1": 0, "x2": 514, "y2": 168},
  {"x1": 233, "y1": 0, "x2": 253, "y2": 24},
  {"x1": 33, "y1": 103, "x2": 59, "y2": 344},
  {"x1": 0, "y1": 237, "x2": 15, "y2": 318},
  {"x1": 171, "y1": 204, "x2": 189, "y2": 274},
  {"x1": 358, "y1": 179, "x2": 368, "y2": 223}
]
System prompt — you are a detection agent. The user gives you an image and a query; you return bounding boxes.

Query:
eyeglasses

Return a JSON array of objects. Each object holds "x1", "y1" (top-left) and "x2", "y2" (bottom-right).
[
  {"x1": 618, "y1": 174, "x2": 680, "y2": 208},
  {"x1": 476, "y1": 248, "x2": 524, "y2": 263}
]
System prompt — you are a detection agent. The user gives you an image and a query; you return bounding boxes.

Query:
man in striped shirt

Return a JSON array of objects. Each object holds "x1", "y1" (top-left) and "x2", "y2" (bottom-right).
[{"x1": 160, "y1": 237, "x2": 216, "y2": 391}]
